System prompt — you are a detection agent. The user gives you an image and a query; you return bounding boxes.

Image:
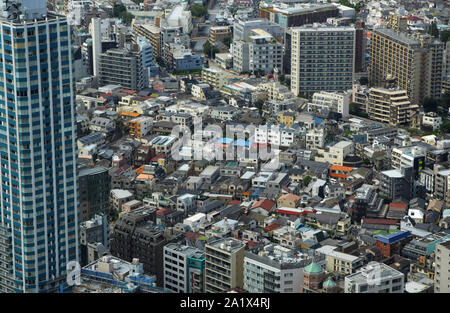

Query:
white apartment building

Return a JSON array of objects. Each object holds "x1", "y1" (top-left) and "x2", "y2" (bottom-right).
[
  {"x1": 308, "y1": 91, "x2": 350, "y2": 117},
  {"x1": 165, "y1": 102, "x2": 210, "y2": 117},
  {"x1": 305, "y1": 128, "x2": 326, "y2": 149},
  {"x1": 345, "y1": 262, "x2": 405, "y2": 293},
  {"x1": 255, "y1": 124, "x2": 297, "y2": 147},
  {"x1": 183, "y1": 213, "x2": 207, "y2": 232},
  {"x1": 244, "y1": 245, "x2": 320, "y2": 293},
  {"x1": 163, "y1": 243, "x2": 203, "y2": 293},
  {"x1": 422, "y1": 112, "x2": 443, "y2": 130},
  {"x1": 233, "y1": 29, "x2": 283, "y2": 74}
]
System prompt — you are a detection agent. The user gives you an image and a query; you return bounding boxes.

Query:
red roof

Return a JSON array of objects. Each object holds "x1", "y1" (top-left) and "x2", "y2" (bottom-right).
[
  {"x1": 151, "y1": 153, "x2": 166, "y2": 162},
  {"x1": 275, "y1": 208, "x2": 314, "y2": 216},
  {"x1": 264, "y1": 223, "x2": 280, "y2": 231},
  {"x1": 363, "y1": 218, "x2": 398, "y2": 225},
  {"x1": 185, "y1": 232, "x2": 201, "y2": 241},
  {"x1": 245, "y1": 240, "x2": 261, "y2": 247},
  {"x1": 390, "y1": 202, "x2": 407, "y2": 209},
  {"x1": 157, "y1": 208, "x2": 174, "y2": 216},
  {"x1": 228, "y1": 200, "x2": 241, "y2": 205},
  {"x1": 251, "y1": 142, "x2": 270, "y2": 149},
  {"x1": 407, "y1": 16, "x2": 423, "y2": 21},
  {"x1": 121, "y1": 89, "x2": 136, "y2": 94},
  {"x1": 251, "y1": 199, "x2": 276, "y2": 211}
]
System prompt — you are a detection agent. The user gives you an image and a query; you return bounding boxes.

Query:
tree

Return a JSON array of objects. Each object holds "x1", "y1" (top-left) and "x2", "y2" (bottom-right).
[
  {"x1": 422, "y1": 97, "x2": 438, "y2": 113},
  {"x1": 111, "y1": 4, "x2": 134, "y2": 25},
  {"x1": 190, "y1": 5, "x2": 207, "y2": 18},
  {"x1": 303, "y1": 176, "x2": 312, "y2": 187},
  {"x1": 427, "y1": 22, "x2": 439, "y2": 38},
  {"x1": 440, "y1": 30, "x2": 450, "y2": 43},
  {"x1": 203, "y1": 41, "x2": 219, "y2": 58},
  {"x1": 223, "y1": 35, "x2": 232, "y2": 48},
  {"x1": 349, "y1": 102, "x2": 359, "y2": 115},
  {"x1": 359, "y1": 77, "x2": 368, "y2": 85},
  {"x1": 440, "y1": 119, "x2": 450, "y2": 134}
]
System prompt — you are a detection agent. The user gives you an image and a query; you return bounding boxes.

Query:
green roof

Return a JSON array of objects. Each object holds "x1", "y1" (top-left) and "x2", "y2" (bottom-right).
[
  {"x1": 304, "y1": 262, "x2": 323, "y2": 274},
  {"x1": 323, "y1": 277, "x2": 336, "y2": 288}
]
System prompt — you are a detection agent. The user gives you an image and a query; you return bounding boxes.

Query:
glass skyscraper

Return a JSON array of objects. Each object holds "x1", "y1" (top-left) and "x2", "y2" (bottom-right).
[{"x1": 0, "y1": 0, "x2": 79, "y2": 292}]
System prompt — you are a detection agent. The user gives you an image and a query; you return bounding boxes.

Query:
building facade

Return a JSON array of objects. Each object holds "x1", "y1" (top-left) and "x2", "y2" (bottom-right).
[
  {"x1": 368, "y1": 29, "x2": 444, "y2": 105},
  {"x1": 0, "y1": 4, "x2": 79, "y2": 292},
  {"x1": 205, "y1": 238, "x2": 245, "y2": 293},
  {"x1": 290, "y1": 25, "x2": 355, "y2": 97}
]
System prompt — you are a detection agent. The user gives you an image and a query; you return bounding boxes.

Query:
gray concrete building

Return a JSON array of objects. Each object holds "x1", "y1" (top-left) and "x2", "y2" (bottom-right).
[{"x1": 99, "y1": 47, "x2": 148, "y2": 91}]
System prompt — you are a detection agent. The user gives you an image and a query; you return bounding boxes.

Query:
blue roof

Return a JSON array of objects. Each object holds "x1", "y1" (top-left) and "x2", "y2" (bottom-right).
[
  {"x1": 314, "y1": 117, "x2": 324, "y2": 124},
  {"x1": 250, "y1": 188, "x2": 263, "y2": 199},
  {"x1": 376, "y1": 231, "x2": 410, "y2": 244},
  {"x1": 216, "y1": 137, "x2": 233, "y2": 144},
  {"x1": 233, "y1": 139, "x2": 250, "y2": 147}
]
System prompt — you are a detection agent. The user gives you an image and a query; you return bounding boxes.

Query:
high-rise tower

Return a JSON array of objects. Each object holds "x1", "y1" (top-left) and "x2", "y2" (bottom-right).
[{"x1": 0, "y1": 0, "x2": 79, "y2": 292}]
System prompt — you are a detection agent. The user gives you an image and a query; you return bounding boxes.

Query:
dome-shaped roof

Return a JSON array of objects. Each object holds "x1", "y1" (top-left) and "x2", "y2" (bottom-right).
[
  {"x1": 304, "y1": 262, "x2": 323, "y2": 274},
  {"x1": 323, "y1": 277, "x2": 336, "y2": 288}
]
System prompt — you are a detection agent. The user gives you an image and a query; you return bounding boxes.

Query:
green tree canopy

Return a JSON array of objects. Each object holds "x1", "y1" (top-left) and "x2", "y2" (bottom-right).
[
  {"x1": 190, "y1": 5, "x2": 207, "y2": 17},
  {"x1": 223, "y1": 35, "x2": 232, "y2": 48},
  {"x1": 303, "y1": 176, "x2": 312, "y2": 187},
  {"x1": 203, "y1": 41, "x2": 219, "y2": 58},
  {"x1": 441, "y1": 30, "x2": 450, "y2": 43},
  {"x1": 428, "y1": 22, "x2": 439, "y2": 38},
  {"x1": 422, "y1": 97, "x2": 439, "y2": 113},
  {"x1": 111, "y1": 4, "x2": 134, "y2": 25}
]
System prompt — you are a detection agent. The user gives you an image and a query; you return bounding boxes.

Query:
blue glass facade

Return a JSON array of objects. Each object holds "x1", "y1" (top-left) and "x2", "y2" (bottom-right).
[{"x1": 0, "y1": 14, "x2": 79, "y2": 292}]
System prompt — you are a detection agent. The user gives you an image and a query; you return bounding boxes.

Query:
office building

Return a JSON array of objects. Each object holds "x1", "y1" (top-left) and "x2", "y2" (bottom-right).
[
  {"x1": 290, "y1": 25, "x2": 355, "y2": 97},
  {"x1": 345, "y1": 262, "x2": 404, "y2": 293},
  {"x1": 78, "y1": 166, "x2": 110, "y2": 222},
  {"x1": 368, "y1": 29, "x2": 444, "y2": 105},
  {"x1": 110, "y1": 208, "x2": 166, "y2": 286},
  {"x1": 163, "y1": 243, "x2": 203, "y2": 293},
  {"x1": 0, "y1": 1, "x2": 79, "y2": 292},
  {"x1": 205, "y1": 238, "x2": 246, "y2": 293}
]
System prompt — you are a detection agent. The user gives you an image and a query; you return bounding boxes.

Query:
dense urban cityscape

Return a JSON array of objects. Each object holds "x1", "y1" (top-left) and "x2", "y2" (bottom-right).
[{"x1": 0, "y1": 0, "x2": 449, "y2": 298}]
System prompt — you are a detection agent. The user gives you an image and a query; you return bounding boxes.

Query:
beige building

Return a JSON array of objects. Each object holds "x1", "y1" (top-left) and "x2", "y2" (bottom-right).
[
  {"x1": 133, "y1": 23, "x2": 161, "y2": 58},
  {"x1": 316, "y1": 245, "x2": 364, "y2": 275},
  {"x1": 367, "y1": 87, "x2": 418, "y2": 126},
  {"x1": 435, "y1": 240, "x2": 450, "y2": 293},
  {"x1": 201, "y1": 67, "x2": 228, "y2": 90},
  {"x1": 209, "y1": 26, "x2": 231, "y2": 46},
  {"x1": 315, "y1": 141, "x2": 354, "y2": 166},
  {"x1": 369, "y1": 28, "x2": 444, "y2": 105},
  {"x1": 205, "y1": 238, "x2": 246, "y2": 293}
]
